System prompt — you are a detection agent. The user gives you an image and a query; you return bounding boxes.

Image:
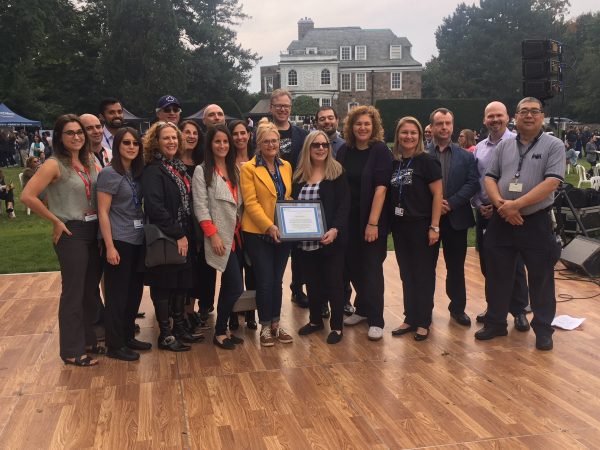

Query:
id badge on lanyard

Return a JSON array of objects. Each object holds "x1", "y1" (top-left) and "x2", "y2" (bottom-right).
[{"x1": 75, "y1": 167, "x2": 97, "y2": 221}]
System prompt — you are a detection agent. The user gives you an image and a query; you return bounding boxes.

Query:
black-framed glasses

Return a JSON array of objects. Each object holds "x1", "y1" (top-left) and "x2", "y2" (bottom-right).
[
  {"x1": 310, "y1": 142, "x2": 330, "y2": 149},
  {"x1": 63, "y1": 129, "x2": 85, "y2": 137},
  {"x1": 162, "y1": 106, "x2": 181, "y2": 113},
  {"x1": 121, "y1": 140, "x2": 140, "y2": 147},
  {"x1": 517, "y1": 108, "x2": 543, "y2": 116},
  {"x1": 271, "y1": 104, "x2": 291, "y2": 111}
]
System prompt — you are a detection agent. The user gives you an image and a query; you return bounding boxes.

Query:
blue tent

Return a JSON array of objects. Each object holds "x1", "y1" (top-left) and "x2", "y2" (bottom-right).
[{"x1": 0, "y1": 103, "x2": 41, "y2": 127}]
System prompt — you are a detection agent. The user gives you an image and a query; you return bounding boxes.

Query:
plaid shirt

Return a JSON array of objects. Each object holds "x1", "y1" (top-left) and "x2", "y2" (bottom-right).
[{"x1": 298, "y1": 183, "x2": 322, "y2": 251}]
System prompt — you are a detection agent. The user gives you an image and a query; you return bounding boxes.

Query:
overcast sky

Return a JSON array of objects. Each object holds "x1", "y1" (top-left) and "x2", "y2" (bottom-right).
[{"x1": 234, "y1": 0, "x2": 599, "y2": 93}]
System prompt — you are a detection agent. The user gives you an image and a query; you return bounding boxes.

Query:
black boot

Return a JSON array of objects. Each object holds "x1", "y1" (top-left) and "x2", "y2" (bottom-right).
[
  {"x1": 172, "y1": 295, "x2": 204, "y2": 343},
  {"x1": 153, "y1": 297, "x2": 190, "y2": 352}
]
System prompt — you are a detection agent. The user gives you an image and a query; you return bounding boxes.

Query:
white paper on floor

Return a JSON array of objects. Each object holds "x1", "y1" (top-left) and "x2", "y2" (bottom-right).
[{"x1": 551, "y1": 315, "x2": 585, "y2": 330}]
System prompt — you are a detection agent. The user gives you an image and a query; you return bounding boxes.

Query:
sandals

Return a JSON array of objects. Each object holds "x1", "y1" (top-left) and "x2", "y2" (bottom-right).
[{"x1": 61, "y1": 355, "x2": 98, "y2": 367}]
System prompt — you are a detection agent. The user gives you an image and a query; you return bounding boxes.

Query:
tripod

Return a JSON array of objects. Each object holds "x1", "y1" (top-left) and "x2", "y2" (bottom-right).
[{"x1": 553, "y1": 184, "x2": 589, "y2": 246}]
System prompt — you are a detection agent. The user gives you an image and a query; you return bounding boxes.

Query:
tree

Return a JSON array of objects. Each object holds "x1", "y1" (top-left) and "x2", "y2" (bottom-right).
[
  {"x1": 422, "y1": 0, "x2": 569, "y2": 108},
  {"x1": 292, "y1": 96, "x2": 319, "y2": 117}
]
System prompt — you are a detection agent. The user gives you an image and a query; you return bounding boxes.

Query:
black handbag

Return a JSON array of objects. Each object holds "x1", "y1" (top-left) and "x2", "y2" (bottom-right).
[{"x1": 144, "y1": 224, "x2": 186, "y2": 267}]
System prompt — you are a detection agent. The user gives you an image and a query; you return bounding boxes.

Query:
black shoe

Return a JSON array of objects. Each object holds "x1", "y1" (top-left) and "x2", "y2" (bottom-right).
[
  {"x1": 246, "y1": 320, "x2": 258, "y2": 330},
  {"x1": 450, "y1": 312, "x2": 472, "y2": 327},
  {"x1": 127, "y1": 338, "x2": 152, "y2": 351},
  {"x1": 298, "y1": 322, "x2": 324, "y2": 335},
  {"x1": 327, "y1": 331, "x2": 343, "y2": 344},
  {"x1": 291, "y1": 291, "x2": 309, "y2": 308},
  {"x1": 536, "y1": 334, "x2": 553, "y2": 351},
  {"x1": 321, "y1": 304, "x2": 330, "y2": 318},
  {"x1": 107, "y1": 346, "x2": 140, "y2": 361},
  {"x1": 213, "y1": 335, "x2": 235, "y2": 350},
  {"x1": 229, "y1": 316, "x2": 240, "y2": 331},
  {"x1": 514, "y1": 313, "x2": 531, "y2": 332},
  {"x1": 391, "y1": 325, "x2": 416, "y2": 336},
  {"x1": 136, "y1": 312, "x2": 146, "y2": 318},
  {"x1": 227, "y1": 334, "x2": 244, "y2": 345},
  {"x1": 158, "y1": 335, "x2": 191, "y2": 352},
  {"x1": 343, "y1": 303, "x2": 355, "y2": 316},
  {"x1": 414, "y1": 328, "x2": 429, "y2": 341},
  {"x1": 476, "y1": 310, "x2": 486, "y2": 324},
  {"x1": 474, "y1": 325, "x2": 508, "y2": 340}
]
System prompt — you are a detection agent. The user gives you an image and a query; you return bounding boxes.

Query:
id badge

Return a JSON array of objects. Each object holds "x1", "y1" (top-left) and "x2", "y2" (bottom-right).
[
  {"x1": 395, "y1": 206, "x2": 404, "y2": 217},
  {"x1": 84, "y1": 212, "x2": 98, "y2": 222},
  {"x1": 509, "y1": 182, "x2": 523, "y2": 193},
  {"x1": 133, "y1": 219, "x2": 144, "y2": 229}
]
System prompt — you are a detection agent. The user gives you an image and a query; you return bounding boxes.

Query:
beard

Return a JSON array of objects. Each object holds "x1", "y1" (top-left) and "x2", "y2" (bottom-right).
[{"x1": 108, "y1": 118, "x2": 123, "y2": 129}]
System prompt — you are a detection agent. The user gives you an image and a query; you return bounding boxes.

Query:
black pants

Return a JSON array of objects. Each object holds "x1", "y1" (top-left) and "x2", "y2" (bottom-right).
[
  {"x1": 345, "y1": 224, "x2": 387, "y2": 327},
  {"x1": 299, "y1": 247, "x2": 345, "y2": 331},
  {"x1": 392, "y1": 219, "x2": 437, "y2": 328},
  {"x1": 476, "y1": 209, "x2": 529, "y2": 315},
  {"x1": 484, "y1": 210, "x2": 560, "y2": 337},
  {"x1": 53, "y1": 220, "x2": 100, "y2": 359},
  {"x1": 103, "y1": 240, "x2": 144, "y2": 349},
  {"x1": 436, "y1": 215, "x2": 468, "y2": 314},
  {"x1": 215, "y1": 250, "x2": 244, "y2": 335},
  {"x1": 0, "y1": 188, "x2": 14, "y2": 210},
  {"x1": 289, "y1": 247, "x2": 306, "y2": 294},
  {"x1": 196, "y1": 249, "x2": 216, "y2": 311}
]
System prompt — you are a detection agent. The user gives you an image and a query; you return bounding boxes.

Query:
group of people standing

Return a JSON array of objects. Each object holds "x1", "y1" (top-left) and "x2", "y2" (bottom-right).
[{"x1": 20, "y1": 90, "x2": 565, "y2": 367}]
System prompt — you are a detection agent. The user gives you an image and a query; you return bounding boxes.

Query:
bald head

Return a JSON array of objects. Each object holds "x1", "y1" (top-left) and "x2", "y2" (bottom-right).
[
  {"x1": 483, "y1": 101, "x2": 509, "y2": 140},
  {"x1": 203, "y1": 104, "x2": 225, "y2": 127},
  {"x1": 79, "y1": 113, "x2": 104, "y2": 149}
]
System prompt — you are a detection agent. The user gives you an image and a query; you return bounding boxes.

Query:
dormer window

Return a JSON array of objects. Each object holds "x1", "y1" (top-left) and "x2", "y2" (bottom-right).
[
  {"x1": 306, "y1": 47, "x2": 317, "y2": 55},
  {"x1": 355, "y1": 45, "x2": 366, "y2": 60},
  {"x1": 390, "y1": 45, "x2": 402, "y2": 59},
  {"x1": 340, "y1": 46, "x2": 351, "y2": 61}
]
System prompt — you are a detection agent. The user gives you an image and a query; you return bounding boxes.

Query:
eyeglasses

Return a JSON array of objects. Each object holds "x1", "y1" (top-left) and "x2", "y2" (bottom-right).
[
  {"x1": 85, "y1": 124, "x2": 103, "y2": 131},
  {"x1": 121, "y1": 140, "x2": 140, "y2": 147},
  {"x1": 271, "y1": 104, "x2": 291, "y2": 111},
  {"x1": 310, "y1": 142, "x2": 330, "y2": 149},
  {"x1": 162, "y1": 106, "x2": 181, "y2": 113},
  {"x1": 261, "y1": 138, "x2": 279, "y2": 147},
  {"x1": 517, "y1": 109, "x2": 543, "y2": 116},
  {"x1": 63, "y1": 129, "x2": 85, "y2": 137}
]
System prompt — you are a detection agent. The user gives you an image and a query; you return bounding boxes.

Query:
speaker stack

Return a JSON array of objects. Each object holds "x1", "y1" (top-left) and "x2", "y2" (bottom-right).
[{"x1": 560, "y1": 236, "x2": 600, "y2": 277}]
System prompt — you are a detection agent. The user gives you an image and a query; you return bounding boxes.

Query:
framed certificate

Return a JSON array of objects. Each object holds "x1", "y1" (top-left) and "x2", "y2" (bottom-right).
[{"x1": 274, "y1": 200, "x2": 327, "y2": 241}]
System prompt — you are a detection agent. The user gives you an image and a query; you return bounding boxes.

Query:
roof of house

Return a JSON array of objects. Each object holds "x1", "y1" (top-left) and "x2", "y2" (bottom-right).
[{"x1": 287, "y1": 27, "x2": 422, "y2": 68}]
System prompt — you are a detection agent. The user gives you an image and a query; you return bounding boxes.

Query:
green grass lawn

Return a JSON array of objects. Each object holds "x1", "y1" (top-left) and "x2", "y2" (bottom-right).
[{"x1": 0, "y1": 160, "x2": 593, "y2": 273}]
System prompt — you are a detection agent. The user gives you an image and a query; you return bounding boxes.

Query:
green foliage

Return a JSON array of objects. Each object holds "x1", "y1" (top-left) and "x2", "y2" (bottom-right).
[
  {"x1": 292, "y1": 95, "x2": 319, "y2": 117},
  {"x1": 376, "y1": 98, "x2": 489, "y2": 142}
]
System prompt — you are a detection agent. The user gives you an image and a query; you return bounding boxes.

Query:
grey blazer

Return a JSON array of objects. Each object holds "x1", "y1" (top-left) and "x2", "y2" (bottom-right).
[{"x1": 192, "y1": 164, "x2": 243, "y2": 272}]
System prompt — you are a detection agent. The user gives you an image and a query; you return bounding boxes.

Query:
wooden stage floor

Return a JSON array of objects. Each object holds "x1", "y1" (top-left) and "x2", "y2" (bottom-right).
[{"x1": 1, "y1": 249, "x2": 599, "y2": 449}]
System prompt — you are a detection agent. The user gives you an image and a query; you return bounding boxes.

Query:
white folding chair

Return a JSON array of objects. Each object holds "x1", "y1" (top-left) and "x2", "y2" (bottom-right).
[
  {"x1": 18, "y1": 172, "x2": 31, "y2": 215},
  {"x1": 576, "y1": 164, "x2": 591, "y2": 188},
  {"x1": 590, "y1": 176, "x2": 600, "y2": 191},
  {"x1": 594, "y1": 163, "x2": 600, "y2": 177}
]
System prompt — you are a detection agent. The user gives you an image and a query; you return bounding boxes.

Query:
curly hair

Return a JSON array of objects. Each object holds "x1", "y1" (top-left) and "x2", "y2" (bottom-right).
[
  {"x1": 342, "y1": 105, "x2": 384, "y2": 148},
  {"x1": 143, "y1": 121, "x2": 183, "y2": 164}
]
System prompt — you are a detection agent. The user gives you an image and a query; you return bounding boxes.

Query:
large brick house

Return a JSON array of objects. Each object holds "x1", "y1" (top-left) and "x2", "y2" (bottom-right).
[{"x1": 259, "y1": 18, "x2": 422, "y2": 120}]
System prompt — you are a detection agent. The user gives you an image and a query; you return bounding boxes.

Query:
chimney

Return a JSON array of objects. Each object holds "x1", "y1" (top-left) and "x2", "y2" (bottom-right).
[{"x1": 298, "y1": 17, "x2": 314, "y2": 40}]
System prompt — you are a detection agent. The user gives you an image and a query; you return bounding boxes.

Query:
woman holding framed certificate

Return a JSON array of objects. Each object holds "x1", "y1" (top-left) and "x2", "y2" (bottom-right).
[
  {"x1": 292, "y1": 131, "x2": 350, "y2": 344},
  {"x1": 335, "y1": 106, "x2": 393, "y2": 341},
  {"x1": 240, "y1": 119, "x2": 293, "y2": 347}
]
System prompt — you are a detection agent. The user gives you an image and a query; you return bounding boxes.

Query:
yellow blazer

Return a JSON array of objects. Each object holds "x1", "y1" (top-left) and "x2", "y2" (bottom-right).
[{"x1": 240, "y1": 155, "x2": 292, "y2": 234}]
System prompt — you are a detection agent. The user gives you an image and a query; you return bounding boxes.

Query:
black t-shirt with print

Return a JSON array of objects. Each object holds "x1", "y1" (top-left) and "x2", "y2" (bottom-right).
[
  {"x1": 390, "y1": 152, "x2": 441, "y2": 222},
  {"x1": 278, "y1": 128, "x2": 292, "y2": 161}
]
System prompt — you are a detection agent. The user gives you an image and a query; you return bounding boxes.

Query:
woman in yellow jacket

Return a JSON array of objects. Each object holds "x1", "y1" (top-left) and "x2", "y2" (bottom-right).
[{"x1": 240, "y1": 120, "x2": 293, "y2": 347}]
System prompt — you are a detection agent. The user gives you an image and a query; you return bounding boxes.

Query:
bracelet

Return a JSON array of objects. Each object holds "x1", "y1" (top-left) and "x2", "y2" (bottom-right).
[{"x1": 368, "y1": 223, "x2": 378, "y2": 227}]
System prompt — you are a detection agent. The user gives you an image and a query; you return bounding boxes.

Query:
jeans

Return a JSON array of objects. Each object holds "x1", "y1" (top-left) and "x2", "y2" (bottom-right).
[{"x1": 215, "y1": 251, "x2": 244, "y2": 335}]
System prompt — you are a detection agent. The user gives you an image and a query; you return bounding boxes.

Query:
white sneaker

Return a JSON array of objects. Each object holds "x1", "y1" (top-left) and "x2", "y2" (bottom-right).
[
  {"x1": 368, "y1": 326, "x2": 384, "y2": 341},
  {"x1": 344, "y1": 314, "x2": 367, "y2": 326}
]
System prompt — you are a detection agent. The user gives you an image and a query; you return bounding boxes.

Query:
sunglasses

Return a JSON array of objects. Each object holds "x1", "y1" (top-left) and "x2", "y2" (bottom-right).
[
  {"x1": 162, "y1": 106, "x2": 181, "y2": 113},
  {"x1": 310, "y1": 142, "x2": 330, "y2": 149},
  {"x1": 121, "y1": 140, "x2": 140, "y2": 147}
]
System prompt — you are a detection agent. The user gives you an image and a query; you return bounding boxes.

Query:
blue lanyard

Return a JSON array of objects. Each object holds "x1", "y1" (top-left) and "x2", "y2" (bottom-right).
[
  {"x1": 124, "y1": 174, "x2": 141, "y2": 209},
  {"x1": 396, "y1": 158, "x2": 413, "y2": 206}
]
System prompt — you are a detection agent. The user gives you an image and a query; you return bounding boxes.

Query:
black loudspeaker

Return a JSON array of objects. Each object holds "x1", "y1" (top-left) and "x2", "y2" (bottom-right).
[{"x1": 560, "y1": 236, "x2": 600, "y2": 277}]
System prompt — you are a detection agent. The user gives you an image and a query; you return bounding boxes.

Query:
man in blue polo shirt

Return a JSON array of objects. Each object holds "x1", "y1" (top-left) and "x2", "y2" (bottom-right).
[{"x1": 476, "y1": 97, "x2": 565, "y2": 351}]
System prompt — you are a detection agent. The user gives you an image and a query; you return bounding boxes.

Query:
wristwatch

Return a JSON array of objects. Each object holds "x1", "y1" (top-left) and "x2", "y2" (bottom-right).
[{"x1": 429, "y1": 225, "x2": 440, "y2": 233}]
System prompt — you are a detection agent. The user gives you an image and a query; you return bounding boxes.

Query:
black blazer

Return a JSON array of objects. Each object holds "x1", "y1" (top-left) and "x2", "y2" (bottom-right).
[
  {"x1": 292, "y1": 172, "x2": 350, "y2": 254},
  {"x1": 427, "y1": 143, "x2": 479, "y2": 230}
]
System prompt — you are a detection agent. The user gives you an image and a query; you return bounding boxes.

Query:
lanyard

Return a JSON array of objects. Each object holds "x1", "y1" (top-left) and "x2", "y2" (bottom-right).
[
  {"x1": 396, "y1": 158, "x2": 413, "y2": 206},
  {"x1": 514, "y1": 131, "x2": 542, "y2": 179},
  {"x1": 74, "y1": 166, "x2": 93, "y2": 204},
  {"x1": 123, "y1": 174, "x2": 141, "y2": 209},
  {"x1": 166, "y1": 164, "x2": 191, "y2": 193}
]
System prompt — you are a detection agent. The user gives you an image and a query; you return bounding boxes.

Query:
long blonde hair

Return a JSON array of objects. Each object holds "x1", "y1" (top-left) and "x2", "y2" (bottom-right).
[
  {"x1": 393, "y1": 116, "x2": 425, "y2": 161},
  {"x1": 293, "y1": 130, "x2": 343, "y2": 183}
]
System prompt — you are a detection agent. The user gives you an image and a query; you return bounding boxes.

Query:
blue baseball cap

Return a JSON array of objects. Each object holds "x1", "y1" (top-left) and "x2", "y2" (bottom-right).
[{"x1": 156, "y1": 95, "x2": 181, "y2": 110}]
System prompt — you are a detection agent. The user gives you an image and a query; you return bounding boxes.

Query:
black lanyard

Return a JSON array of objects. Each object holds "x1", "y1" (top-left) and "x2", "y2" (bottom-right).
[
  {"x1": 514, "y1": 131, "x2": 543, "y2": 179},
  {"x1": 396, "y1": 158, "x2": 413, "y2": 206}
]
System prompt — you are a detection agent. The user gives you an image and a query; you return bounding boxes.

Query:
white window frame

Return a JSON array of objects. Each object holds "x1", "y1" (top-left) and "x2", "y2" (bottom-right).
[
  {"x1": 355, "y1": 72, "x2": 366, "y2": 91},
  {"x1": 264, "y1": 75, "x2": 273, "y2": 94},
  {"x1": 391, "y1": 72, "x2": 402, "y2": 90},
  {"x1": 340, "y1": 46, "x2": 351, "y2": 61},
  {"x1": 320, "y1": 69, "x2": 331, "y2": 86},
  {"x1": 355, "y1": 45, "x2": 366, "y2": 60},
  {"x1": 306, "y1": 47, "x2": 317, "y2": 55},
  {"x1": 321, "y1": 98, "x2": 331, "y2": 107},
  {"x1": 288, "y1": 69, "x2": 298, "y2": 87},
  {"x1": 340, "y1": 73, "x2": 351, "y2": 91},
  {"x1": 348, "y1": 102, "x2": 359, "y2": 112},
  {"x1": 390, "y1": 45, "x2": 402, "y2": 60}
]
